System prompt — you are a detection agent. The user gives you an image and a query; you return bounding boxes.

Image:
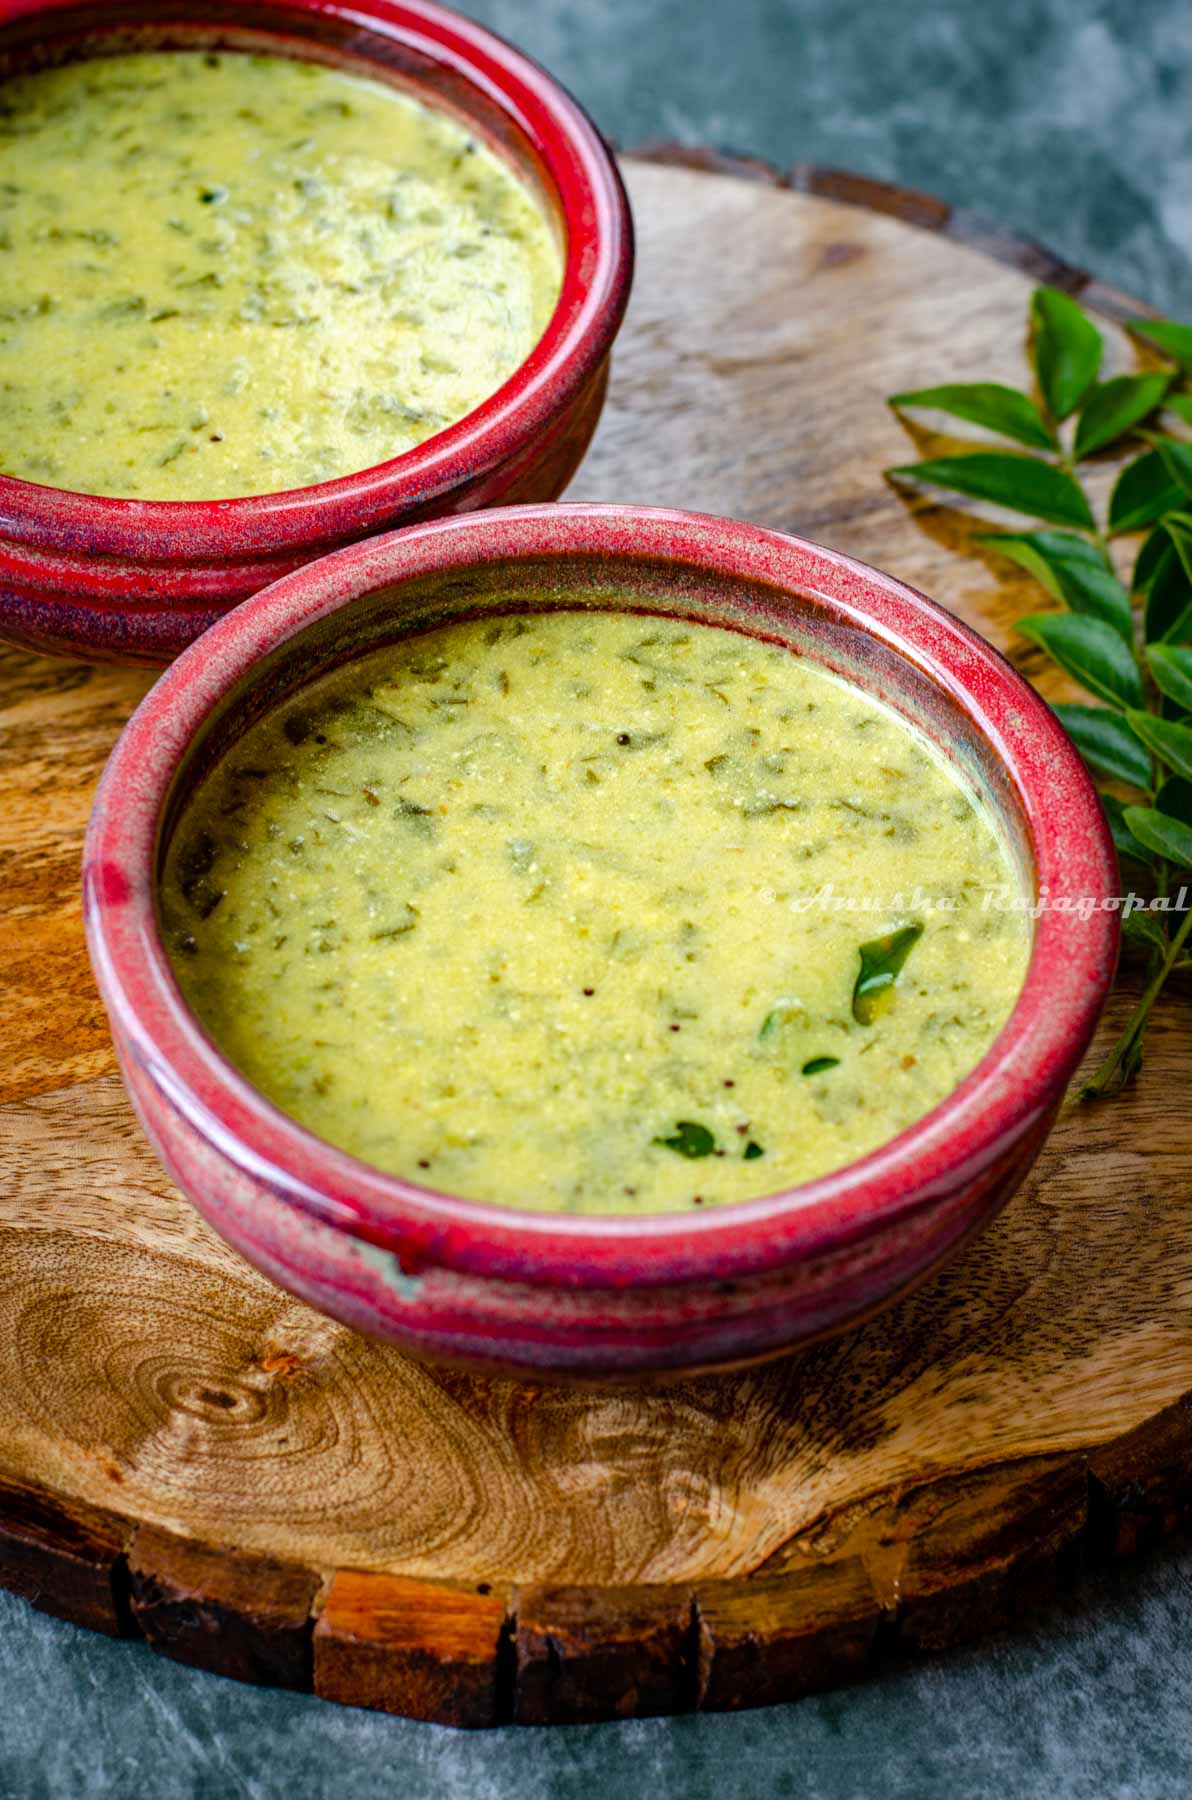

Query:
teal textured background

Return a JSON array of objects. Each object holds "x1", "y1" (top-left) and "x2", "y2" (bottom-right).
[
  {"x1": 3, "y1": 1545, "x2": 1192, "y2": 1797},
  {"x1": 477, "y1": 0, "x2": 1192, "y2": 312},
  {"x1": 4, "y1": 2, "x2": 1190, "y2": 1793}
]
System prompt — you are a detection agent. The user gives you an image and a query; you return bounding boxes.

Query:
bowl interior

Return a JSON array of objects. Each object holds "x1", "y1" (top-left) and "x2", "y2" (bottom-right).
[
  {"x1": 156, "y1": 547, "x2": 1035, "y2": 943},
  {"x1": 0, "y1": 0, "x2": 630, "y2": 568},
  {"x1": 0, "y1": 1, "x2": 565, "y2": 243}
]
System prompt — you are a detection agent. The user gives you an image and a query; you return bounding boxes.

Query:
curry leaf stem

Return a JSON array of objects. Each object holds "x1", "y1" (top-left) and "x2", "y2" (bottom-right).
[{"x1": 1083, "y1": 900, "x2": 1192, "y2": 1097}]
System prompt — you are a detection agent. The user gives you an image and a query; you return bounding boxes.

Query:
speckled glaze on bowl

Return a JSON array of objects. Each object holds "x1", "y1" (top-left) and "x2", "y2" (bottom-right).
[
  {"x1": 83, "y1": 504, "x2": 1119, "y2": 1379},
  {"x1": 0, "y1": 0, "x2": 632, "y2": 665}
]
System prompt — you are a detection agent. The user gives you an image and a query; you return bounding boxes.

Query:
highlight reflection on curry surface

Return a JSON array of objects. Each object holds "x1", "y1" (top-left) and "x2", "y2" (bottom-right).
[{"x1": 162, "y1": 611, "x2": 1031, "y2": 1215}]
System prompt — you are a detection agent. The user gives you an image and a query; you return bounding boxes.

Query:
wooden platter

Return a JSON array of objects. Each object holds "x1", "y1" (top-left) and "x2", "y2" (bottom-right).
[{"x1": 2, "y1": 153, "x2": 1191, "y2": 1727}]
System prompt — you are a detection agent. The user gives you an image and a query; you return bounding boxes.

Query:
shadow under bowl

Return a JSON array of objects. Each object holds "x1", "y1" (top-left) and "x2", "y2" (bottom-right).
[{"x1": 83, "y1": 503, "x2": 1119, "y2": 1378}]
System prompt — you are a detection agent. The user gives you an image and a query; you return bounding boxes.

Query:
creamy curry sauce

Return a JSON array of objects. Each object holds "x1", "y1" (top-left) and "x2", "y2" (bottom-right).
[
  {"x1": 162, "y1": 611, "x2": 1031, "y2": 1215},
  {"x1": 0, "y1": 52, "x2": 562, "y2": 499}
]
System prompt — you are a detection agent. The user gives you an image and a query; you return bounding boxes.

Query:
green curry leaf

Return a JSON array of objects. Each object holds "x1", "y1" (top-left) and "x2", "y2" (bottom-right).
[
  {"x1": 1123, "y1": 908, "x2": 1172, "y2": 961},
  {"x1": 1052, "y1": 704, "x2": 1153, "y2": 789},
  {"x1": 1074, "y1": 374, "x2": 1170, "y2": 460},
  {"x1": 1156, "y1": 774, "x2": 1192, "y2": 826},
  {"x1": 1126, "y1": 711, "x2": 1192, "y2": 781},
  {"x1": 1108, "y1": 450, "x2": 1186, "y2": 535},
  {"x1": 1145, "y1": 433, "x2": 1192, "y2": 500},
  {"x1": 1162, "y1": 513, "x2": 1192, "y2": 584},
  {"x1": 888, "y1": 383, "x2": 1055, "y2": 449},
  {"x1": 885, "y1": 287, "x2": 1192, "y2": 1102},
  {"x1": 852, "y1": 923, "x2": 924, "y2": 1026},
  {"x1": 1147, "y1": 645, "x2": 1192, "y2": 712},
  {"x1": 654, "y1": 1120, "x2": 716, "y2": 1159},
  {"x1": 1016, "y1": 613, "x2": 1144, "y2": 710},
  {"x1": 1101, "y1": 794, "x2": 1158, "y2": 868},
  {"x1": 1134, "y1": 524, "x2": 1174, "y2": 596},
  {"x1": 1131, "y1": 319, "x2": 1192, "y2": 372},
  {"x1": 978, "y1": 529, "x2": 1132, "y2": 639},
  {"x1": 1121, "y1": 805, "x2": 1192, "y2": 867},
  {"x1": 888, "y1": 454, "x2": 1094, "y2": 528},
  {"x1": 1141, "y1": 543, "x2": 1192, "y2": 644},
  {"x1": 1031, "y1": 287, "x2": 1102, "y2": 420}
]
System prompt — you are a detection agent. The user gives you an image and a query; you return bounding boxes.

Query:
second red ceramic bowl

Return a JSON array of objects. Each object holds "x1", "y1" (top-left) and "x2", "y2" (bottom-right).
[
  {"x1": 0, "y1": 0, "x2": 632, "y2": 664},
  {"x1": 83, "y1": 505, "x2": 1119, "y2": 1379}
]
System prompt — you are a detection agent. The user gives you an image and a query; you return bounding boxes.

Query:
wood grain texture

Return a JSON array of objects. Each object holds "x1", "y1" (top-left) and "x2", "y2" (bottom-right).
[{"x1": 0, "y1": 159, "x2": 1189, "y2": 1724}]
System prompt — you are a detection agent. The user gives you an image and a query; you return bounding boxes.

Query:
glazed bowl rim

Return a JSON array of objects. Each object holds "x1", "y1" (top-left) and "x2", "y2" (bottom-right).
[
  {"x1": 83, "y1": 503, "x2": 1119, "y2": 1288},
  {"x1": 0, "y1": 0, "x2": 632, "y2": 562}
]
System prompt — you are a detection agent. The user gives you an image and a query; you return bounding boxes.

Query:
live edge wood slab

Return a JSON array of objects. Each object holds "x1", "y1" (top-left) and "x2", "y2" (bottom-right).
[{"x1": 1, "y1": 153, "x2": 1190, "y2": 1728}]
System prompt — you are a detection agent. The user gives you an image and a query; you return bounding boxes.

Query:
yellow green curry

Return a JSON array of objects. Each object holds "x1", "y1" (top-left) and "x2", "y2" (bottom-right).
[
  {"x1": 0, "y1": 52, "x2": 562, "y2": 498},
  {"x1": 162, "y1": 611, "x2": 1031, "y2": 1215}
]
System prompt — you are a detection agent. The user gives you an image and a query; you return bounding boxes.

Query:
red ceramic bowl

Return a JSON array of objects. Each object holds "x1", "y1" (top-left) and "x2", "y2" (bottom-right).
[
  {"x1": 0, "y1": 0, "x2": 632, "y2": 665},
  {"x1": 83, "y1": 505, "x2": 1119, "y2": 1379}
]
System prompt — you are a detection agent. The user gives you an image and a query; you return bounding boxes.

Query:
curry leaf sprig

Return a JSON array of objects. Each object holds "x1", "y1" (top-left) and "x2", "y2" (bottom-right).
[{"x1": 885, "y1": 288, "x2": 1192, "y2": 1096}]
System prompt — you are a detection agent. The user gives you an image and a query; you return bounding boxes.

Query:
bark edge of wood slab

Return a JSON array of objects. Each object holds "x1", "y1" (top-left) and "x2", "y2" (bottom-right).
[
  {"x1": 629, "y1": 142, "x2": 1159, "y2": 325},
  {"x1": 4, "y1": 1402, "x2": 1192, "y2": 1725}
]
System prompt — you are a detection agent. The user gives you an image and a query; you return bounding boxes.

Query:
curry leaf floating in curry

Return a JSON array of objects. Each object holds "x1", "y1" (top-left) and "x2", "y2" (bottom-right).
[
  {"x1": 759, "y1": 1004, "x2": 801, "y2": 1042},
  {"x1": 654, "y1": 1122, "x2": 717, "y2": 1159},
  {"x1": 852, "y1": 924, "x2": 924, "y2": 1026},
  {"x1": 885, "y1": 285, "x2": 1192, "y2": 1096}
]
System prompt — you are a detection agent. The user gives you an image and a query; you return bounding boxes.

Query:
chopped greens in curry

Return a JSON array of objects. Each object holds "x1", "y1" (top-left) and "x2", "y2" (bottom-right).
[
  {"x1": 0, "y1": 52, "x2": 562, "y2": 498},
  {"x1": 161, "y1": 611, "x2": 1031, "y2": 1215}
]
